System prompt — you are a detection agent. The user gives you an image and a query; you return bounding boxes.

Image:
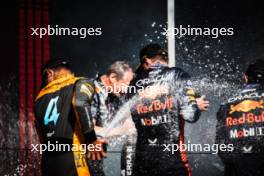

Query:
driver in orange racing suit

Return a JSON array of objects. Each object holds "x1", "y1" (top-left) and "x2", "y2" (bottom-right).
[{"x1": 34, "y1": 58, "x2": 107, "y2": 176}]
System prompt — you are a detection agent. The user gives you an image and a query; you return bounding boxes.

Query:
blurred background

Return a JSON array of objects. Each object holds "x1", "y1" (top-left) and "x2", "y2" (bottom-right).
[{"x1": 1, "y1": 0, "x2": 264, "y2": 175}]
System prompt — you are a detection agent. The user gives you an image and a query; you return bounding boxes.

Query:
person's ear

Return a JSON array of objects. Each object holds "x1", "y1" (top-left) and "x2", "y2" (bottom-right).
[
  {"x1": 144, "y1": 57, "x2": 153, "y2": 68},
  {"x1": 244, "y1": 74, "x2": 248, "y2": 83},
  {"x1": 46, "y1": 69, "x2": 55, "y2": 82},
  {"x1": 109, "y1": 73, "x2": 118, "y2": 84}
]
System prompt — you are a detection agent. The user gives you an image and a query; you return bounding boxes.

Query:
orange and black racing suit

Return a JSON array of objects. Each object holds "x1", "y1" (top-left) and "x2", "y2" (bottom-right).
[
  {"x1": 34, "y1": 73, "x2": 97, "y2": 176},
  {"x1": 216, "y1": 84, "x2": 264, "y2": 176},
  {"x1": 129, "y1": 64, "x2": 201, "y2": 176}
]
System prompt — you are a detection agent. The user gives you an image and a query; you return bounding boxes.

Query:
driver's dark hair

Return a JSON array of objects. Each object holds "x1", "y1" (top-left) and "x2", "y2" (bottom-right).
[
  {"x1": 246, "y1": 59, "x2": 264, "y2": 85},
  {"x1": 40, "y1": 58, "x2": 72, "y2": 89},
  {"x1": 139, "y1": 43, "x2": 168, "y2": 64}
]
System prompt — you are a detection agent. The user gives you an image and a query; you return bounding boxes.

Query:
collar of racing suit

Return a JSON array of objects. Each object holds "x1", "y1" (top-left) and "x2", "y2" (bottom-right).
[
  {"x1": 94, "y1": 74, "x2": 109, "y2": 98},
  {"x1": 43, "y1": 73, "x2": 75, "y2": 90},
  {"x1": 244, "y1": 83, "x2": 263, "y2": 91},
  {"x1": 35, "y1": 73, "x2": 79, "y2": 101},
  {"x1": 149, "y1": 62, "x2": 168, "y2": 70}
]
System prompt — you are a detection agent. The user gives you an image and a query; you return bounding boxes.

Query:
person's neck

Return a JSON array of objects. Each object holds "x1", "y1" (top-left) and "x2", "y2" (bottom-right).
[
  {"x1": 54, "y1": 71, "x2": 73, "y2": 80},
  {"x1": 150, "y1": 61, "x2": 168, "y2": 68},
  {"x1": 100, "y1": 75, "x2": 111, "y2": 90},
  {"x1": 45, "y1": 72, "x2": 74, "y2": 89}
]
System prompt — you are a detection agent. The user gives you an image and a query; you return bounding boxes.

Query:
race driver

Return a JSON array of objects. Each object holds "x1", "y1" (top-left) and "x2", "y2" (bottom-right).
[
  {"x1": 215, "y1": 59, "x2": 264, "y2": 176},
  {"x1": 128, "y1": 43, "x2": 209, "y2": 176},
  {"x1": 34, "y1": 58, "x2": 107, "y2": 176}
]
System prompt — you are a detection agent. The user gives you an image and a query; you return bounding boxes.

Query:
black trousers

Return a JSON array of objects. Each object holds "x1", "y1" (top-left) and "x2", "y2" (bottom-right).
[
  {"x1": 42, "y1": 152, "x2": 78, "y2": 176},
  {"x1": 132, "y1": 151, "x2": 191, "y2": 176}
]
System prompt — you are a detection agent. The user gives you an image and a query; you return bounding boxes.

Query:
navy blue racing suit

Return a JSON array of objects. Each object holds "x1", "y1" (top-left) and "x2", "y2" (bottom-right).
[
  {"x1": 128, "y1": 64, "x2": 201, "y2": 176},
  {"x1": 216, "y1": 84, "x2": 264, "y2": 176}
]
